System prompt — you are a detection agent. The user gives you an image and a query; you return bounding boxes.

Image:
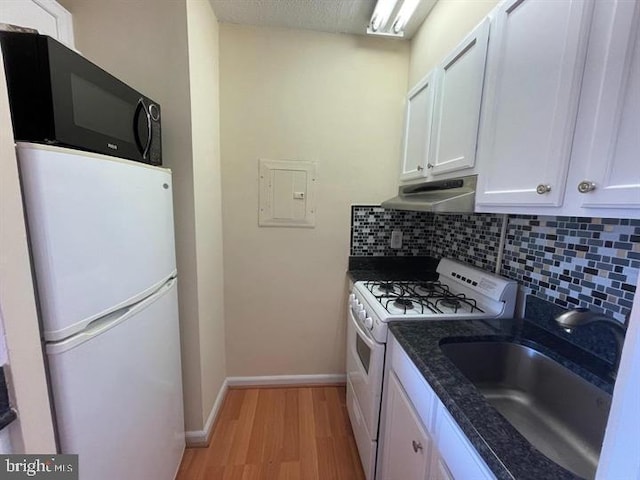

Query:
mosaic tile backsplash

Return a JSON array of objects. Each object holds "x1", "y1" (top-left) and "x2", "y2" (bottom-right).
[
  {"x1": 351, "y1": 206, "x2": 432, "y2": 256},
  {"x1": 431, "y1": 213, "x2": 503, "y2": 273},
  {"x1": 350, "y1": 206, "x2": 639, "y2": 323},
  {"x1": 502, "y1": 216, "x2": 639, "y2": 324}
]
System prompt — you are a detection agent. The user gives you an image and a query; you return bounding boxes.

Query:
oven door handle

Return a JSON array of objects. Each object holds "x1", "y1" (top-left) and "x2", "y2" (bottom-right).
[{"x1": 349, "y1": 307, "x2": 377, "y2": 348}]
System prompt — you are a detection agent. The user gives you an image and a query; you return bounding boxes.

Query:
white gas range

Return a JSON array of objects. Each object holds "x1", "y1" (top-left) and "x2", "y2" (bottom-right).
[{"x1": 345, "y1": 258, "x2": 518, "y2": 480}]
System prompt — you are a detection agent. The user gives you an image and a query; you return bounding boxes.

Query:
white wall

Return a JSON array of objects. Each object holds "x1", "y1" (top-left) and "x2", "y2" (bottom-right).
[
  {"x1": 0, "y1": 52, "x2": 56, "y2": 453},
  {"x1": 408, "y1": 0, "x2": 498, "y2": 87},
  {"x1": 219, "y1": 24, "x2": 409, "y2": 376},
  {"x1": 186, "y1": 0, "x2": 227, "y2": 428},
  {"x1": 60, "y1": 0, "x2": 225, "y2": 433}
]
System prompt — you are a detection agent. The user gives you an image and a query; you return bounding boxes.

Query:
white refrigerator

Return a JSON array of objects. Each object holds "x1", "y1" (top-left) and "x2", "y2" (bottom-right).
[{"x1": 17, "y1": 143, "x2": 185, "y2": 480}]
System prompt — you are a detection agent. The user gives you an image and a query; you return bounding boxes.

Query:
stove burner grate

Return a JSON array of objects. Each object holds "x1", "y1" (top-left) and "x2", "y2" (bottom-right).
[
  {"x1": 417, "y1": 282, "x2": 437, "y2": 292},
  {"x1": 378, "y1": 282, "x2": 396, "y2": 293},
  {"x1": 393, "y1": 298, "x2": 414, "y2": 310},
  {"x1": 433, "y1": 294, "x2": 483, "y2": 314},
  {"x1": 384, "y1": 296, "x2": 439, "y2": 315},
  {"x1": 363, "y1": 280, "x2": 484, "y2": 315},
  {"x1": 440, "y1": 297, "x2": 461, "y2": 309}
]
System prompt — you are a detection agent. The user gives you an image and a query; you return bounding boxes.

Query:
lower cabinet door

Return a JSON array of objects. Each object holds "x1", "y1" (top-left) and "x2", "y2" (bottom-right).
[
  {"x1": 432, "y1": 451, "x2": 455, "y2": 480},
  {"x1": 435, "y1": 405, "x2": 495, "y2": 479},
  {"x1": 379, "y1": 371, "x2": 432, "y2": 480}
]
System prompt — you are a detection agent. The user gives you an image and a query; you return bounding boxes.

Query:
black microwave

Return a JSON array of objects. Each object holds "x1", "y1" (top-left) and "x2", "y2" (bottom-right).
[{"x1": 0, "y1": 32, "x2": 161, "y2": 165}]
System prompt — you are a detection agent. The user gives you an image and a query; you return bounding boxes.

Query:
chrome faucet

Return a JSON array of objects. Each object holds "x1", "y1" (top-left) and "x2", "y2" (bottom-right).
[{"x1": 555, "y1": 308, "x2": 627, "y2": 380}]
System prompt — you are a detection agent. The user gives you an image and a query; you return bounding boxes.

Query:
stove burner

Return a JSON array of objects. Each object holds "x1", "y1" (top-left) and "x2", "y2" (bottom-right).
[
  {"x1": 440, "y1": 297, "x2": 461, "y2": 309},
  {"x1": 418, "y1": 282, "x2": 436, "y2": 292},
  {"x1": 394, "y1": 298, "x2": 414, "y2": 310},
  {"x1": 378, "y1": 283, "x2": 396, "y2": 293}
]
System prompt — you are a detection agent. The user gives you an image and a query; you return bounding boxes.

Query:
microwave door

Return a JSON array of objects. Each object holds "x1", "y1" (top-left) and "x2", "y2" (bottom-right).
[
  {"x1": 46, "y1": 37, "x2": 143, "y2": 161},
  {"x1": 134, "y1": 98, "x2": 152, "y2": 160}
]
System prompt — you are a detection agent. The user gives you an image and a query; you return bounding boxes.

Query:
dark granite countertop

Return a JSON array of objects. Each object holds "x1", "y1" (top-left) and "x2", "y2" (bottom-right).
[
  {"x1": 388, "y1": 318, "x2": 613, "y2": 480},
  {"x1": 347, "y1": 256, "x2": 439, "y2": 282}
]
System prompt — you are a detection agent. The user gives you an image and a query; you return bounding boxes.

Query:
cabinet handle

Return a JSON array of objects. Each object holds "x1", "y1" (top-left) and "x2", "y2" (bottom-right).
[
  {"x1": 536, "y1": 184, "x2": 552, "y2": 195},
  {"x1": 577, "y1": 181, "x2": 596, "y2": 193},
  {"x1": 412, "y1": 440, "x2": 423, "y2": 453},
  {"x1": 427, "y1": 163, "x2": 434, "y2": 169},
  {"x1": 417, "y1": 165, "x2": 424, "y2": 171}
]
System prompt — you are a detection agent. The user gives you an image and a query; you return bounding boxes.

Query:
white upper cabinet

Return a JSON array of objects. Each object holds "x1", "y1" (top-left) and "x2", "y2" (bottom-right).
[
  {"x1": 399, "y1": 18, "x2": 490, "y2": 183},
  {"x1": 0, "y1": 0, "x2": 74, "y2": 48},
  {"x1": 430, "y1": 19, "x2": 490, "y2": 177},
  {"x1": 566, "y1": 0, "x2": 640, "y2": 214},
  {"x1": 400, "y1": 71, "x2": 436, "y2": 182},
  {"x1": 475, "y1": 0, "x2": 594, "y2": 207}
]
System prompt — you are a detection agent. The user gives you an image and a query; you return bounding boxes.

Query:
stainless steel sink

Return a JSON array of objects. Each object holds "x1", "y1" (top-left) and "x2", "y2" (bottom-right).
[{"x1": 440, "y1": 341, "x2": 612, "y2": 479}]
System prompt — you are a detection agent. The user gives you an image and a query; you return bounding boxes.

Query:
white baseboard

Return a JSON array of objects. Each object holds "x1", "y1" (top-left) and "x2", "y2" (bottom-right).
[
  {"x1": 226, "y1": 373, "x2": 346, "y2": 387},
  {"x1": 184, "y1": 378, "x2": 228, "y2": 447}
]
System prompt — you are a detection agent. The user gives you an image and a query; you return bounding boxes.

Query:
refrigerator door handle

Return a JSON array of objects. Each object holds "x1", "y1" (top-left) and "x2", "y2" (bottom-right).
[
  {"x1": 83, "y1": 277, "x2": 176, "y2": 338},
  {"x1": 84, "y1": 305, "x2": 133, "y2": 336},
  {"x1": 47, "y1": 277, "x2": 177, "y2": 354}
]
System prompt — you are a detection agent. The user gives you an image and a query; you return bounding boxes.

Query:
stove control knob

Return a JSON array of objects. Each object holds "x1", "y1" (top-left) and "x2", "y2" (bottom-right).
[
  {"x1": 364, "y1": 317, "x2": 374, "y2": 330},
  {"x1": 348, "y1": 293, "x2": 355, "y2": 303},
  {"x1": 358, "y1": 309, "x2": 367, "y2": 321}
]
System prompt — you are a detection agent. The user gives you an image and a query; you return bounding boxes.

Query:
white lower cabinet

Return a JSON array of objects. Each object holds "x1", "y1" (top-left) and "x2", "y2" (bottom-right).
[
  {"x1": 379, "y1": 372, "x2": 432, "y2": 479},
  {"x1": 378, "y1": 335, "x2": 495, "y2": 480},
  {"x1": 432, "y1": 452, "x2": 455, "y2": 480},
  {"x1": 435, "y1": 405, "x2": 495, "y2": 480}
]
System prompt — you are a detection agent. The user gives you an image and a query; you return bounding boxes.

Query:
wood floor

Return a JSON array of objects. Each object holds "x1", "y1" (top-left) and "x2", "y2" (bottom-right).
[{"x1": 176, "y1": 385, "x2": 366, "y2": 480}]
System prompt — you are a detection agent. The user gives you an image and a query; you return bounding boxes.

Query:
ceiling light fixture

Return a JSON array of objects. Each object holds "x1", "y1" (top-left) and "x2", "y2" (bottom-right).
[
  {"x1": 368, "y1": 0, "x2": 397, "y2": 34},
  {"x1": 391, "y1": 0, "x2": 420, "y2": 35},
  {"x1": 367, "y1": 0, "x2": 421, "y2": 37}
]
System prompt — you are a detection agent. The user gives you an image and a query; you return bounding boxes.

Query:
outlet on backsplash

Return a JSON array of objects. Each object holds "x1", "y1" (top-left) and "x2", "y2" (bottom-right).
[
  {"x1": 350, "y1": 205, "x2": 639, "y2": 323},
  {"x1": 390, "y1": 229, "x2": 403, "y2": 249}
]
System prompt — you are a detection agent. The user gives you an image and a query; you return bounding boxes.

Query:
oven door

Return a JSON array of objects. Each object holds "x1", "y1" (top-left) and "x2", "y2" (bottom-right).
[{"x1": 346, "y1": 306, "x2": 385, "y2": 440}]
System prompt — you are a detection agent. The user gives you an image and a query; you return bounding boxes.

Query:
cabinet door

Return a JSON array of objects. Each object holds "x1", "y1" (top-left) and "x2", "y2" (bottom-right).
[
  {"x1": 430, "y1": 19, "x2": 490, "y2": 177},
  {"x1": 379, "y1": 371, "x2": 432, "y2": 480},
  {"x1": 0, "y1": 0, "x2": 74, "y2": 48},
  {"x1": 400, "y1": 71, "x2": 436, "y2": 182},
  {"x1": 435, "y1": 405, "x2": 495, "y2": 480},
  {"x1": 569, "y1": 0, "x2": 640, "y2": 211},
  {"x1": 432, "y1": 453, "x2": 455, "y2": 480},
  {"x1": 475, "y1": 0, "x2": 594, "y2": 207}
]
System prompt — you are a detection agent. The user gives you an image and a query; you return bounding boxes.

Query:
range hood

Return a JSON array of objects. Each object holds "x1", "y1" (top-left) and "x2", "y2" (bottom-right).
[{"x1": 381, "y1": 175, "x2": 477, "y2": 213}]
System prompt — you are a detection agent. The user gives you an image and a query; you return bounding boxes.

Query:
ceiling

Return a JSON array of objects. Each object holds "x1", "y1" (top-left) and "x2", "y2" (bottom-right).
[{"x1": 210, "y1": 0, "x2": 438, "y2": 40}]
